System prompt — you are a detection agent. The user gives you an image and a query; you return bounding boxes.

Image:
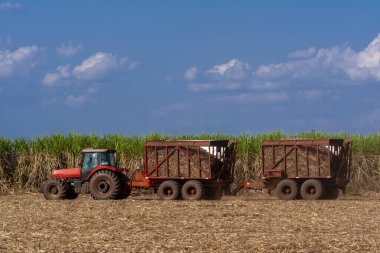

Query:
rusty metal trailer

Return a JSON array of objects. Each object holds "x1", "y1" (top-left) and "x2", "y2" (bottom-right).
[
  {"x1": 244, "y1": 139, "x2": 352, "y2": 200},
  {"x1": 131, "y1": 140, "x2": 237, "y2": 200}
]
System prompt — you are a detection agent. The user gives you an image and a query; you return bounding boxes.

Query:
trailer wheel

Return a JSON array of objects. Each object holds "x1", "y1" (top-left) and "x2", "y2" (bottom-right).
[
  {"x1": 43, "y1": 179, "x2": 67, "y2": 200},
  {"x1": 323, "y1": 186, "x2": 339, "y2": 200},
  {"x1": 157, "y1": 180, "x2": 180, "y2": 200},
  {"x1": 181, "y1": 180, "x2": 204, "y2": 200},
  {"x1": 90, "y1": 170, "x2": 121, "y2": 200},
  {"x1": 276, "y1": 179, "x2": 298, "y2": 200},
  {"x1": 300, "y1": 179, "x2": 324, "y2": 200}
]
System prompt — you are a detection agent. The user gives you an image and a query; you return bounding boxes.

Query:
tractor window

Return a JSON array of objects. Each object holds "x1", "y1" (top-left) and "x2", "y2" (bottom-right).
[
  {"x1": 82, "y1": 153, "x2": 99, "y2": 171},
  {"x1": 99, "y1": 152, "x2": 116, "y2": 167},
  {"x1": 81, "y1": 153, "x2": 99, "y2": 181}
]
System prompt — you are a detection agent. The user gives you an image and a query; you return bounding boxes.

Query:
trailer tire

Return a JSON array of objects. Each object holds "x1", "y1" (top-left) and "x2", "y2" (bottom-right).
[
  {"x1": 323, "y1": 186, "x2": 339, "y2": 200},
  {"x1": 300, "y1": 179, "x2": 324, "y2": 200},
  {"x1": 90, "y1": 170, "x2": 121, "y2": 200},
  {"x1": 276, "y1": 179, "x2": 298, "y2": 200},
  {"x1": 181, "y1": 180, "x2": 204, "y2": 200},
  {"x1": 43, "y1": 179, "x2": 67, "y2": 200},
  {"x1": 158, "y1": 180, "x2": 180, "y2": 200}
]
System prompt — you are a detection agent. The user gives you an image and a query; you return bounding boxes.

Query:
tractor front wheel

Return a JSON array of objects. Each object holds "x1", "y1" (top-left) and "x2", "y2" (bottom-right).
[
  {"x1": 43, "y1": 179, "x2": 67, "y2": 200},
  {"x1": 89, "y1": 170, "x2": 121, "y2": 200}
]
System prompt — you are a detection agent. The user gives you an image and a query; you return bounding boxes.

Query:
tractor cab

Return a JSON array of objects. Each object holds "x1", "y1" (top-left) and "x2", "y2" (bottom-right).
[{"x1": 81, "y1": 148, "x2": 116, "y2": 181}]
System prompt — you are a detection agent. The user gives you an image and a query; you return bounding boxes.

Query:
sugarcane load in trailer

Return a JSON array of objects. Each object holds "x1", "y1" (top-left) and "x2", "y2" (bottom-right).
[{"x1": 243, "y1": 139, "x2": 352, "y2": 200}]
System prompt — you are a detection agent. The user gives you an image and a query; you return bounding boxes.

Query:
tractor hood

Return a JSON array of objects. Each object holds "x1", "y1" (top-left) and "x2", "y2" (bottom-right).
[{"x1": 51, "y1": 167, "x2": 81, "y2": 179}]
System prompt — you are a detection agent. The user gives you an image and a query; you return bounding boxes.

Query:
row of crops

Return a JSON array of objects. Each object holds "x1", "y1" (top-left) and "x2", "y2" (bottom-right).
[{"x1": 1, "y1": 131, "x2": 380, "y2": 193}]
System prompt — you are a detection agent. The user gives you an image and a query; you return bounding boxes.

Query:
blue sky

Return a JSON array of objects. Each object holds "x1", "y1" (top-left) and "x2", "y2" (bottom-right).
[{"x1": 1, "y1": 1, "x2": 380, "y2": 137}]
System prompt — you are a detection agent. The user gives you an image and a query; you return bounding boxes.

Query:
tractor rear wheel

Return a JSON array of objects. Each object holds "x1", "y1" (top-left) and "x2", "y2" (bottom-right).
[
  {"x1": 89, "y1": 170, "x2": 121, "y2": 200},
  {"x1": 43, "y1": 179, "x2": 67, "y2": 200},
  {"x1": 276, "y1": 179, "x2": 298, "y2": 200},
  {"x1": 300, "y1": 179, "x2": 324, "y2": 200},
  {"x1": 118, "y1": 173, "x2": 131, "y2": 199},
  {"x1": 181, "y1": 180, "x2": 204, "y2": 200},
  {"x1": 157, "y1": 180, "x2": 180, "y2": 200}
]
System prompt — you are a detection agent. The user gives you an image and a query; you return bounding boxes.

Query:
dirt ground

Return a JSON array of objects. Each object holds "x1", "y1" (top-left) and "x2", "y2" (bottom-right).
[{"x1": 0, "y1": 192, "x2": 379, "y2": 253}]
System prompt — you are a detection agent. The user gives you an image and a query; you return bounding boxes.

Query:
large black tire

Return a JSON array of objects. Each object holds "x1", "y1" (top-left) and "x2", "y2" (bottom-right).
[
  {"x1": 276, "y1": 179, "x2": 298, "y2": 200},
  {"x1": 118, "y1": 173, "x2": 131, "y2": 199},
  {"x1": 157, "y1": 180, "x2": 180, "y2": 200},
  {"x1": 181, "y1": 180, "x2": 205, "y2": 200},
  {"x1": 300, "y1": 179, "x2": 324, "y2": 200},
  {"x1": 89, "y1": 170, "x2": 121, "y2": 200},
  {"x1": 323, "y1": 186, "x2": 339, "y2": 200},
  {"x1": 43, "y1": 179, "x2": 67, "y2": 200},
  {"x1": 204, "y1": 186, "x2": 223, "y2": 200}
]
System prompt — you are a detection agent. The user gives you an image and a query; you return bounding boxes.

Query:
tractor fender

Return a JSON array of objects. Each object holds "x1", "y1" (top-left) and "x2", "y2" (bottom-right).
[{"x1": 86, "y1": 166, "x2": 124, "y2": 181}]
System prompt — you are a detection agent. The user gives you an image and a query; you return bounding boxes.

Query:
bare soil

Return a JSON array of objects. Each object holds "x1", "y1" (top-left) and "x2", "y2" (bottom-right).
[{"x1": 0, "y1": 193, "x2": 379, "y2": 253}]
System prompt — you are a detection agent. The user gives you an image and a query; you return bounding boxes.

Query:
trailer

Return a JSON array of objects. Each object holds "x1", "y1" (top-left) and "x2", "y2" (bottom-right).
[
  {"x1": 244, "y1": 139, "x2": 352, "y2": 200},
  {"x1": 131, "y1": 140, "x2": 237, "y2": 200}
]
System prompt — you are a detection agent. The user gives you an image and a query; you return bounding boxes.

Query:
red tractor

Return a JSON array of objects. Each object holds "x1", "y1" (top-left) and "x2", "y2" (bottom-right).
[{"x1": 43, "y1": 148, "x2": 130, "y2": 200}]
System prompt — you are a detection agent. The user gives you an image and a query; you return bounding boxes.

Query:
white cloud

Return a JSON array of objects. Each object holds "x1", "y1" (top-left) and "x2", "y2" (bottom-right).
[
  {"x1": 56, "y1": 42, "x2": 82, "y2": 58},
  {"x1": 43, "y1": 52, "x2": 135, "y2": 106},
  {"x1": 212, "y1": 92, "x2": 289, "y2": 103},
  {"x1": 255, "y1": 46, "x2": 357, "y2": 80},
  {"x1": 65, "y1": 87, "x2": 98, "y2": 107},
  {"x1": 256, "y1": 33, "x2": 380, "y2": 82},
  {"x1": 72, "y1": 52, "x2": 122, "y2": 80},
  {"x1": 42, "y1": 65, "x2": 71, "y2": 86},
  {"x1": 185, "y1": 33, "x2": 380, "y2": 95},
  {"x1": 189, "y1": 82, "x2": 241, "y2": 92},
  {"x1": 288, "y1": 47, "x2": 317, "y2": 59},
  {"x1": 43, "y1": 51, "x2": 134, "y2": 86},
  {"x1": 185, "y1": 59, "x2": 250, "y2": 92},
  {"x1": 0, "y1": 2, "x2": 23, "y2": 11},
  {"x1": 184, "y1": 67, "x2": 198, "y2": 81},
  {"x1": 0, "y1": 45, "x2": 40, "y2": 78},
  {"x1": 207, "y1": 59, "x2": 250, "y2": 80}
]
